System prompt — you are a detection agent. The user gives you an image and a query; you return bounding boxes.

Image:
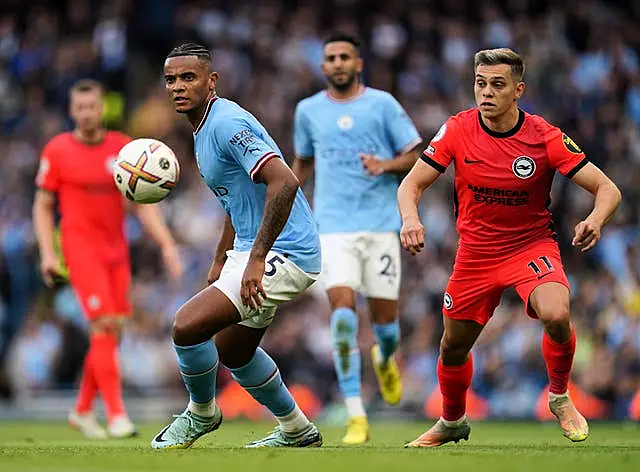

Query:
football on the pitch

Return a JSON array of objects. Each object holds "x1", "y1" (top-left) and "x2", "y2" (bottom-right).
[{"x1": 114, "y1": 138, "x2": 180, "y2": 204}]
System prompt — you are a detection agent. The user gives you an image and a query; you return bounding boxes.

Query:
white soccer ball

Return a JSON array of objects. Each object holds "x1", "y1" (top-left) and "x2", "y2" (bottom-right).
[{"x1": 114, "y1": 138, "x2": 180, "y2": 204}]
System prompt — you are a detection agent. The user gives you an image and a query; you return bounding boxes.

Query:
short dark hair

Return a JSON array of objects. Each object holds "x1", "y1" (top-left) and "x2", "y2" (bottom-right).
[
  {"x1": 69, "y1": 79, "x2": 104, "y2": 97},
  {"x1": 167, "y1": 42, "x2": 212, "y2": 63},
  {"x1": 323, "y1": 32, "x2": 360, "y2": 52},
  {"x1": 474, "y1": 48, "x2": 525, "y2": 82}
]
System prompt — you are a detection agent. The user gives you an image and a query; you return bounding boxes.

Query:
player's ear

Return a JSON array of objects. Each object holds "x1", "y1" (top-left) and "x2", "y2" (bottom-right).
[
  {"x1": 515, "y1": 81, "x2": 525, "y2": 100},
  {"x1": 208, "y1": 71, "x2": 219, "y2": 93},
  {"x1": 355, "y1": 57, "x2": 364, "y2": 74}
]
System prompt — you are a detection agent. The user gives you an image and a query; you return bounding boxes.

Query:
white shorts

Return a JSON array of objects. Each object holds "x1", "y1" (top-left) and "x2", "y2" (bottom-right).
[
  {"x1": 213, "y1": 250, "x2": 318, "y2": 329},
  {"x1": 319, "y1": 232, "x2": 401, "y2": 300}
]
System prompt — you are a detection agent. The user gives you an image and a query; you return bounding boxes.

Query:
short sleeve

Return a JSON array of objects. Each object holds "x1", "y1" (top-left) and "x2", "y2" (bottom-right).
[
  {"x1": 420, "y1": 118, "x2": 456, "y2": 173},
  {"x1": 545, "y1": 127, "x2": 588, "y2": 178},
  {"x1": 36, "y1": 142, "x2": 61, "y2": 192},
  {"x1": 293, "y1": 104, "x2": 314, "y2": 159},
  {"x1": 383, "y1": 94, "x2": 422, "y2": 154},
  {"x1": 217, "y1": 118, "x2": 282, "y2": 182}
]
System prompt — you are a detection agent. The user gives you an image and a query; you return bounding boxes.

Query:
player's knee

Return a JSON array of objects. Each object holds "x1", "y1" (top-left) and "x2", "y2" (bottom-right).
[
  {"x1": 172, "y1": 311, "x2": 198, "y2": 346},
  {"x1": 536, "y1": 299, "x2": 570, "y2": 327},
  {"x1": 90, "y1": 316, "x2": 122, "y2": 336},
  {"x1": 330, "y1": 307, "x2": 358, "y2": 349},
  {"x1": 439, "y1": 335, "x2": 471, "y2": 366}
]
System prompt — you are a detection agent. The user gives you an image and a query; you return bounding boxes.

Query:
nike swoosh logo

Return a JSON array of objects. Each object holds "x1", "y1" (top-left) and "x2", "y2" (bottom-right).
[
  {"x1": 537, "y1": 272, "x2": 553, "y2": 280},
  {"x1": 154, "y1": 424, "x2": 172, "y2": 443},
  {"x1": 464, "y1": 158, "x2": 482, "y2": 164}
]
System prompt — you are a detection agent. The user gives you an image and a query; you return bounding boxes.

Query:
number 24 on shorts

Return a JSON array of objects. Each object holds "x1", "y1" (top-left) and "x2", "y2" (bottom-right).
[{"x1": 527, "y1": 255, "x2": 554, "y2": 279}]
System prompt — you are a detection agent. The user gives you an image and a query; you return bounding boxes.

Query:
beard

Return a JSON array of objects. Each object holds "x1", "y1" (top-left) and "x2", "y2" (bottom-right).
[{"x1": 328, "y1": 72, "x2": 357, "y2": 91}]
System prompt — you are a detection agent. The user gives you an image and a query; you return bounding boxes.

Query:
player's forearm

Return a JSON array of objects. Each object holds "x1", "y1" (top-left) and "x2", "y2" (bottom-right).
[
  {"x1": 397, "y1": 176, "x2": 422, "y2": 222},
  {"x1": 292, "y1": 158, "x2": 313, "y2": 186},
  {"x1": 586, "y1": 181, "x2": 622, "y2": 227},
  {"x1": 251, "y1": 177, "x2": 298, "y2": 260},
  {"x1": 134, "y1": 204, "x2": 177, "y2": 249},
  {"x1": 384, "y1": 150, "x2": 420, "y2": 173},
  {"x1": 32, "y1": 200, "x2": 57, "y2": 258},
  {"x1": 214, "y1": 215, "x2": 235, "y2": 263}
]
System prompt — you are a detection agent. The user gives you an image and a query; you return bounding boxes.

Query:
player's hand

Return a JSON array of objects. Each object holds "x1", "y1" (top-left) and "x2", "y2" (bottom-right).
[
  {"x1": 207, "y1": 258, "x2": 225, "y2": 285},
  {"x1": 572, "y1": 218, "x2": 602, "y2": 252},
  {"x1": 241, "y1": 257, "x2": 267, "y2": 309},
  {"x1": 40, "y1": 253, "x2": 61, "y2": 288},
  {"x1": 161, "y1": 244, "x2": 183, "y2": 280},
  {"x1": 400, "y1": 216, "x2": 425, "y2": 256},
  {"x1": 360, "y1": 154, "x2": 387, "y2": 176}
]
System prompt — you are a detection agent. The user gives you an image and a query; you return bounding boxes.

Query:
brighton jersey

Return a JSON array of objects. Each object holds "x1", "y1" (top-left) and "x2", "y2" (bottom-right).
[{"x1": 422, "y1": 108, "x2": 588, "y2": 256}]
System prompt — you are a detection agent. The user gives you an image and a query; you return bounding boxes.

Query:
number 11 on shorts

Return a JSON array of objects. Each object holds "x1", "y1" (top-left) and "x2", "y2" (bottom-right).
[{"x1": 527, "y1": 255, "x2": 554, "y2": 279}]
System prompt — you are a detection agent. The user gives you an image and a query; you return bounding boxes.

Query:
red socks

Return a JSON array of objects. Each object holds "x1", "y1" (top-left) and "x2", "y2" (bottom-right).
[
  {"x1": 75, "y1": 356, "x2": 98, "y2": 414},
  {"x1": 437, "y1": 353, "x2": 473, "y2": 421},
  {"x1": 82, "y1": 332, "x2": 126, "y2": 420},
  {"x1": 542, "y1": 328, "x2": 576, "y2": 395}
]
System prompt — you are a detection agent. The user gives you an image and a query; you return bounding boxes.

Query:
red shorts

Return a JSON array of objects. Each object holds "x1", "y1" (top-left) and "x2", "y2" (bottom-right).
[
  {"x1": 66, "y1": 248, "x2": 132, "y2": 320},
  {"x1": 443, "y1": 239, "x2": 570, "y2": 325}
]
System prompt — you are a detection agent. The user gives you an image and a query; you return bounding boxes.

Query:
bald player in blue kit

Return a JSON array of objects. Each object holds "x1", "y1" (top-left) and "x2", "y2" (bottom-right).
[{"x1": 152, "y1": 43, "x2": 323, "y2": 450}]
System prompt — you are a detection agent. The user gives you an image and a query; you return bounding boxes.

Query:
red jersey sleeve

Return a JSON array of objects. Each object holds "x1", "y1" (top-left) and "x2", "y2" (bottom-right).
[
  {"x1": 36, "y1": 141, "x2": 61, "y2": 192},
  {"x1": 545, "y1": 127, "x2": 588, "y2": 178},
  {"x1": 421, "y1": 117, "x2": 457, "y2": 173}
]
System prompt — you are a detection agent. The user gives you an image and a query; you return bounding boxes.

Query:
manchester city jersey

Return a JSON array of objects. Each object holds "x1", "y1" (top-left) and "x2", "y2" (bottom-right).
[
  {"x1": 294, "y1": 86, "x2": 421, "y2": 234},
  {"x1": 194, "y1": 97, "x2": 321, "y2": 273}
]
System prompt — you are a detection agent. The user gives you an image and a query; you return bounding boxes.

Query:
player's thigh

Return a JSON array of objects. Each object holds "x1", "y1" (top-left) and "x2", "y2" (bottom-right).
[
  {"x1": 214, "y1": 250, "x2": 317, "y2": 330},
  {"x1": 443, "y1": 257, "x2": 504, "y2": 326},
  {"x1": 320, "y1": 233, "x2": 362, "y2": 293},
  {"x1": 66, "y1": 254, "x2": 116, "y2": 320},
  {"x1": 362, "y1": 232, "x2": 401, "y2": 300},
  {"x1": 108, "y1": 260, "x2": 132, "y2": 316},
  {"x1": 215, "y1": 324, "x2": 267, "y2": 369},
  {"x1": 504, "y1": 239, "x2": 571, "y2": 319}
]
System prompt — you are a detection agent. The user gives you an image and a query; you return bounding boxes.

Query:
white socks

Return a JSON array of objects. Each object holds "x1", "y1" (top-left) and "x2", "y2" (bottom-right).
[
  {"x1": 188, "y1": 399, "x2": 218, "y2": 418},
  {"x1": 441, "y1": 415, "x2": 467, "y2": 427},
  {"x1": 276, "y1": 405, "x2": 311, "y2": 433},
  {"x1": 549, "y1": 391, "x2": 569, "y2": 402},
  {"x1": 345, "y1": 396, "x2": 366, "y2": 418}
]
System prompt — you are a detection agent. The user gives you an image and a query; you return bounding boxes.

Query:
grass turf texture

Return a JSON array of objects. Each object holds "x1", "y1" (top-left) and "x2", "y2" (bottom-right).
[{"x1": 0, "y1": 421, "x2": 638, "y2": 472}]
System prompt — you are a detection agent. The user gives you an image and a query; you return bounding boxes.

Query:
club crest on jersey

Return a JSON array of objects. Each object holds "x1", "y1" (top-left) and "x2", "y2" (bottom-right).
[
  {"x1": 432, "y1": 123, "x2": 446, "y2": 142},
  {"x1": 337, "y1": 115, "x2": 353, "y2": 130},
  {"x1": 562, "y1": 134, "x2": 582, "y2": 154},
  {"x1": 512, "y1": 156, "x2": 536, "y2": 179},
  {"x1": 443, "y1": 292, "x2": 453, "y2": 310}
]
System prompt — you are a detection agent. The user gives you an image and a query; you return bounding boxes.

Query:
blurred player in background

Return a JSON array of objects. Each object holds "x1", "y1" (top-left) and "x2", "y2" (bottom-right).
[
  {"x1": 152, "y1": 43, "x2": 322, "y2": 449},
  {"x1": 32, "y1": 79, "x2": 183, "y2": 439},
  {"x1": 292, "y1": 32, "x2": 422, "y2": 444},
  {"x1": 398, "y1": 48, "x2": 622, "y2": 447}
]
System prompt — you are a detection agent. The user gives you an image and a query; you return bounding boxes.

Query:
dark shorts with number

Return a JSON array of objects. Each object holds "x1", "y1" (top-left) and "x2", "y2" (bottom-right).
[{"x1": 442, "y1": 239, "x2": 570, "y2": 325}]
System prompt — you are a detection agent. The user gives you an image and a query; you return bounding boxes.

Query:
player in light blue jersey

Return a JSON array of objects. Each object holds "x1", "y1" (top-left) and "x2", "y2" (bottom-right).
[
  {"x1": 292, "y1": 33, "x2": 422, "y2": 445},
  {"x1": 151, "y1": 43, "x2": 322, "y2": 450}
]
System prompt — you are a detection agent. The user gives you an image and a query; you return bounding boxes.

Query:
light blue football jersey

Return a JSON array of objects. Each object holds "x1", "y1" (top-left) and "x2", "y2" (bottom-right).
[
  {"x1": 294, "y1": 87, "x2": 421, "y2": 234},
  {"x1": 193, "y1": 97, "x2": 321, "y2": 273}
]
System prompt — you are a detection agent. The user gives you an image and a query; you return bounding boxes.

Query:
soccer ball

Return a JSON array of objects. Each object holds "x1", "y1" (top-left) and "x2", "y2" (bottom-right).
[{"x1": 114, "y1": 138, "x2": 180, "y2": 204}]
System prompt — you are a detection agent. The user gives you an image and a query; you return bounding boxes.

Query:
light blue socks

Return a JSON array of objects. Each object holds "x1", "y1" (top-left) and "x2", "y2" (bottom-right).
[
  {"x1": 331, "y1": 307, "x2": 361, "y2": 400},
  {"x1": 174, "y1": 340, "x2": 219, "y2": 404},
  {"x1": 372, "y1": 320, "x2": 400, "y2": 362}
]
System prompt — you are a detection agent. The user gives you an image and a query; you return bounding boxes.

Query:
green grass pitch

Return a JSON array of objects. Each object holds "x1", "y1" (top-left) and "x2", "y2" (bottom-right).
[{"x1": 0, "y1": 421, "x2": 639, "y2": 472}]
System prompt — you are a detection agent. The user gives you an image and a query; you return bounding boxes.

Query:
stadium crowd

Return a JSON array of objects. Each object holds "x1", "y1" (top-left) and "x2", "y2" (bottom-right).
[{"x1": 0, "y1": 0, "x2": 638, "y2": 420}]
